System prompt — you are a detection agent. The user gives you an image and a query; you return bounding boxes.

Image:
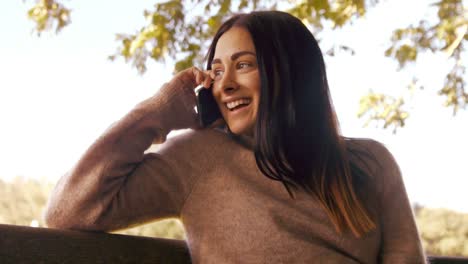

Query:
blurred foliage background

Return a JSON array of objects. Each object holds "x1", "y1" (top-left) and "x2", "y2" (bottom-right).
[
  {"x1": 25, "y1": 0, "x2": 467, "y2": 133},
  {"x1": 1, "y1": 177, "x2": 467, "y2": 256},
  {"x1": 11, "y1": 0, "x2": 466, "y2": 258}
]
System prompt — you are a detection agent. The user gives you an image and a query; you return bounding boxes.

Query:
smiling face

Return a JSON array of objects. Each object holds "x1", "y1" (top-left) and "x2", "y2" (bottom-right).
[{"x1": 211, "y1": 27, "x2": 261, "y2": 136}]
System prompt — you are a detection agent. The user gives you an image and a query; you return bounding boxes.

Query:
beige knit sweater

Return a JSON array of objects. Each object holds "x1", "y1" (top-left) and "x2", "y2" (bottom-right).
[{"x1": 44, "y1": 79, "x2": 427, "y2": 263}]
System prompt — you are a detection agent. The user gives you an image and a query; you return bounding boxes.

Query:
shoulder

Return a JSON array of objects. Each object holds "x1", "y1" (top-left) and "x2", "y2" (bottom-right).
[
  {"x1": 154, "y1": 128, "x2": 239, "y2": 157},
  {"x1": 344, "y1": 137, "x2": 401, "y2": 181},
  {"x1": 169, "y1": 128, "x2": 234, "y2": 146},
  {"x1": 345, "y1": 137, "x2": 389, "y2": 154},
  {"x1": 141, "y1": 128, "x2": 239, "y2": 178},
  {"x1": 345, "y1": 137, "x2": 404, "y2": 193},
  {"x1": 345, "y1": 138, "x2": 396, "y2": 165}
]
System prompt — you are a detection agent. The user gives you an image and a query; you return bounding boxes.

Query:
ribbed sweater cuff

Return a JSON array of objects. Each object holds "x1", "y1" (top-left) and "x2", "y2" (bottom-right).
[{"x1": 132, "y1": 79, "x2": 199, "y2": 143}]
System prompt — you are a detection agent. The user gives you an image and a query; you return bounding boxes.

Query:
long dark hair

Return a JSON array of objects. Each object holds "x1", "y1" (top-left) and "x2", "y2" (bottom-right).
[{"x1": 205, "y1": 11, "x2": 375, "y2": 237}]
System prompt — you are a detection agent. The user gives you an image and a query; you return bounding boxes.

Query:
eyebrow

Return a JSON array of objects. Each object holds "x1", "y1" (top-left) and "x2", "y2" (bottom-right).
[{"x1": 211, "y1": 51, "x2": 256, "y2": 66}]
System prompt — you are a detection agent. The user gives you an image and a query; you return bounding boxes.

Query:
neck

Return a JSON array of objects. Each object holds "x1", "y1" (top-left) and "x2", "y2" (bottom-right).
[{"x1": 223, "y1": 126, "x2": 254, "y2": 150}]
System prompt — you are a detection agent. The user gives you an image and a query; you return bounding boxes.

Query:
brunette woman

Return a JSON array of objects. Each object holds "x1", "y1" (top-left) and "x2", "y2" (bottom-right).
[{"x1": 45, "y1": 11, "x2": 427, "y2": 263}]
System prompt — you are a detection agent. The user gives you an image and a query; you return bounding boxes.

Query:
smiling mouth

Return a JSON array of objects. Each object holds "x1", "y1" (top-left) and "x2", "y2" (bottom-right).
[{"x1": 225, "y1": 98, "x2": 251, "y2": 111}]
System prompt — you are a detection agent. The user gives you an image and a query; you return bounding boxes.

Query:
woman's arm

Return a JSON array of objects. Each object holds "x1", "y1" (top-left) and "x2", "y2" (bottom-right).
[
  {"x1": 367, "y1": 140, "x2": 427, "y2": 264},
  {"x1": 43, "y1": 70, "x2": 207, "y2": 232}
]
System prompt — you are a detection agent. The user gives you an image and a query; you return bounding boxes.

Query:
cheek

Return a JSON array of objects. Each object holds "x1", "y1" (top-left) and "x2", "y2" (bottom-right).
[
  {"x1": 211, "y1": 86, "x2": 222, "y2": 106},
  {"x1": 252, "y1": 80, "x2": 261, "y2": 107},
  {"x1": 241, "y1": 73, "x2": 261, "y2": 98},
  {"x1": 212, "y1": 89, "x2": 228, "y2": 116}
]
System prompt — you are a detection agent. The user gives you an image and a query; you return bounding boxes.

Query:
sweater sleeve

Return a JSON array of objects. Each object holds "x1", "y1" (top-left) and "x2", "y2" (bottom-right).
[
  {"x1": 43, "y1": 79, "x2": 201, "y2": 232},
  {"x1": 369, "y1": 140, "x2": 427, "y2": 264}
]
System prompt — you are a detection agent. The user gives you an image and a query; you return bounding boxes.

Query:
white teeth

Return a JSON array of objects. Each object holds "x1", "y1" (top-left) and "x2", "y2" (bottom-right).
[{"x1": 226, "y1": 98, "x2": 251, "y2": 110}]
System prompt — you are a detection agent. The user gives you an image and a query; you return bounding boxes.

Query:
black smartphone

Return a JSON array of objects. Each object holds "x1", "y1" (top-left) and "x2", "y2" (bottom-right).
[{"x1": 196, "y1": 86, "x2": 222, "y2": 127}]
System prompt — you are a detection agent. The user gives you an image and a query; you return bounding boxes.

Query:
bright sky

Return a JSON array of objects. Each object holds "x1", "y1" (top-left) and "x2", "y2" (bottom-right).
[{"x1": 0, "y1": 0, "x2": 467, "y2": 212}]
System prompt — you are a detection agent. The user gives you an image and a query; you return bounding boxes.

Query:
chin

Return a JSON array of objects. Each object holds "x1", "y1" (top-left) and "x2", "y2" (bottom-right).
[{"x1": 227, "y1": 123, "x2": 253, "y2": 136}]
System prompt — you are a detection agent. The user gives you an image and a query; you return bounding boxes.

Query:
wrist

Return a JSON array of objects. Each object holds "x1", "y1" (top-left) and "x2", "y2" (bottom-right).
[{"x1": 134, "y1": 81, "x2": 198, "y2": 131}]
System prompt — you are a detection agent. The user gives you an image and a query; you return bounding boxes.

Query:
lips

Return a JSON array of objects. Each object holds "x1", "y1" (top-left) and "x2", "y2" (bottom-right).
[
  {"x1": 225, "y1": 98, "x2": 251, "y2": 111},
  {"x1": 226, "y1": 98, "x2": 251, "y2": 110}
]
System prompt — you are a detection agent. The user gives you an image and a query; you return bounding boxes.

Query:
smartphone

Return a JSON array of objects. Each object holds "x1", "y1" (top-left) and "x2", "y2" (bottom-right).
[{"x1": 196, "y1": 85, "x2": 222, "y2": 127}]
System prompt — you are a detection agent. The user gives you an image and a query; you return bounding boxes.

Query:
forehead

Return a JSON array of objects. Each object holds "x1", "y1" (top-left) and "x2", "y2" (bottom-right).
[{"x1": 214, "y1": 27, "x2": 256, "y2": 58}]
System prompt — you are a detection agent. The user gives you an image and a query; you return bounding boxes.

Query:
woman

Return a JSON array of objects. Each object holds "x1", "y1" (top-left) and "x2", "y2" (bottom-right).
[{"x1": 44, "y1": 11, "x2": 427, "y2": 263}]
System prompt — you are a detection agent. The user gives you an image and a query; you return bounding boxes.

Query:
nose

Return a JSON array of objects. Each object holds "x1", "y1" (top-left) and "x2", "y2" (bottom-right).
[{"x1": 215, "y1": 67, "x2": 239, "y2": 94}]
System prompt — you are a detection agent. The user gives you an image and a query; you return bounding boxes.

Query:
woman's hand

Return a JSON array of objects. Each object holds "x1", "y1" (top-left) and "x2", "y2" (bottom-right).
[
  {"x1": 173, "y1": 66, "x2": 214, "y2": 90},
  {"x1": 168, "y1": 67, "x2": 224, "y2": 128},
  {"x1": 136, "y1": 67, "x2": 222, "y2": 133}
]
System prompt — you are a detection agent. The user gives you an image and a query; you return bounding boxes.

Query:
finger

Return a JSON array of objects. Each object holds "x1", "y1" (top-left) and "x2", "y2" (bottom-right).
[
  {"x1": 203, "y1": 79, "x2": 213, "y2": 89},
  {"x1": 208, "y1": 70, "x2": 216, "y2": 80},
  {"x1": 203, "y1": 70, "x2": 213, "y2": 78},
  {"x1": 192, "y1": 67, "x2": 202, "y2": 85},
  {"x1": 202, "y1": 70, "x2": 213, "y2": 88},
  {"x1": 193, "y1": 67, "x2": 203, "y2": 85}
]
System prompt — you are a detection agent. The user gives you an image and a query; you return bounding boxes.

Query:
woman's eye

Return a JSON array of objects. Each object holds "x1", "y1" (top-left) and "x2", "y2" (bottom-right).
[
  {"x1": 213, "y1": 69, "x2": 223, "y2": 79},
  {"x1": 238, "y1": 62, "x2": 251, "y2": 69}
]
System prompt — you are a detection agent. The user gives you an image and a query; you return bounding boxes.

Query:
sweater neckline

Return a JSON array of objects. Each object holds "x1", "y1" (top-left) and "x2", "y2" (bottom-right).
[
  {"x1": 214, "y1": 125, "x2": 254, "y2": 150},
  {"x1": 231, "y1": 133, "x2": 254, "y2": 150}
]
